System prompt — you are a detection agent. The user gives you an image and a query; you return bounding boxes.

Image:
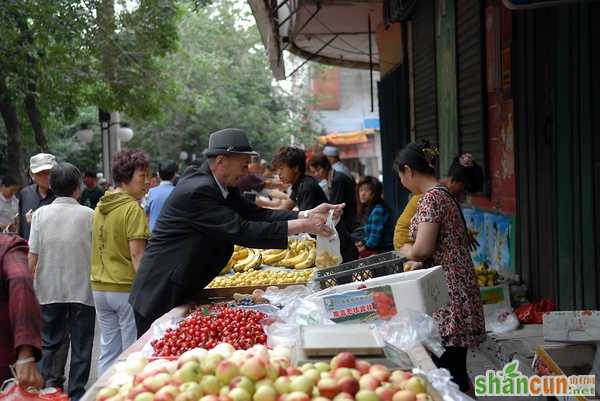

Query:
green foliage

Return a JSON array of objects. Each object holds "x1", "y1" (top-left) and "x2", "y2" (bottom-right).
[
  {"x1": 0, "y1": 0, "x2": 181, "y2": 172},
  {"x1": 1, "y1": 0, "x2": 317, "y2": 175},
  {"x1": 127, "y1": 0, "x2": 318, "y2": 163}
]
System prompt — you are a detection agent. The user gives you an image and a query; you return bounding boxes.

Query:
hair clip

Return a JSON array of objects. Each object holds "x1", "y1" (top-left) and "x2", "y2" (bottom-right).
[
  {"x1": 459, "y1": 153, "x2": 474, "y2": 167},
  {"x1": 422, "y1": 146, "x2": 439, "y2": 167}
]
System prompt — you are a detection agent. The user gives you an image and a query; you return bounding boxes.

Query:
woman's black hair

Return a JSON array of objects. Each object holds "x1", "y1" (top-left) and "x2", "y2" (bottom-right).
[
  {"x1": 308, "y1": 155, "x2": 332, "y2": 172},
  {"x1": 356, "y1": 176, "x2": 388, "y2": 222},
  {"x1": 447, "y1": 154, "x2": 484, "y2": 193},
  {"x1": 272, "y1": 147, "x2": 306, "y2": 175},
  {"x1": 393, "y1": 141, "x2": 439, "y2": 176},
  {"x1": 0, "y1": 176, "x2": 18, "y2": 187}
]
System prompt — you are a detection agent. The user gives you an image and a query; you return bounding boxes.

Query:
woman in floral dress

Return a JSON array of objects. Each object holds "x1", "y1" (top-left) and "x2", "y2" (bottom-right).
[{"x1": 395, "y1": 142, "x2": 485, "y2": 393}]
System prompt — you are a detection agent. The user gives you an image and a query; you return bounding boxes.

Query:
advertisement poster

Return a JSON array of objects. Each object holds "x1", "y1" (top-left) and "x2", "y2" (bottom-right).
[
  {"x1": 322, "y1": 286, "x2": 397, "y2": 323},
  {"x1": 485, "y1": 213, "x2": 511, "y2": 271},
  {"x1": 463, "y1": 208, "x2": 486, "y2": 264},
  {"x1": 463, "y1": 208, "x2": 512, "y2": 272}
]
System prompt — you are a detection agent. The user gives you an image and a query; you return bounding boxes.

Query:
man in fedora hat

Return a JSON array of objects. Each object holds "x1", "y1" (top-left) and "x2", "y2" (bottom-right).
[{"x1": 129, "y1": 128, "x2": 343, "y2": 336}]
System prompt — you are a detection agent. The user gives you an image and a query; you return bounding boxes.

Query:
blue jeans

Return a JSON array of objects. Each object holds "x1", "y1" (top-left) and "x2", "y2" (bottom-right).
[
  {"x1": 40, "y1": 303, "x2": 95, "y2": 401},
  {"x1": 93, "y1": 291, "x2": 137, "y2": 376}
]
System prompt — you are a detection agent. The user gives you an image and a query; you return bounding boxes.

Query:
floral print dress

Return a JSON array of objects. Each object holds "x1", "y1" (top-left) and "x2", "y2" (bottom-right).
[{"x1": 409, "y1": 186, "x2": 485, "y2": 347}]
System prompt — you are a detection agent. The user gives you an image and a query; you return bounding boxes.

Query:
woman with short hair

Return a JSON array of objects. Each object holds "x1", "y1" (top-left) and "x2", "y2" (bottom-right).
[
  {"x1": 91, "y1": 150, "x2": 150, "y2": 375},
  {"x1": 272, "y1": 147, "x2": 358, "y2": 263}
]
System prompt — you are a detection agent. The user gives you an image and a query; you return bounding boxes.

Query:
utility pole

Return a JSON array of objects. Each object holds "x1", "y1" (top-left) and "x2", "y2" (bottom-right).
[{"x1": 99, "y1": 108, "x2": 121, "y2": 183}]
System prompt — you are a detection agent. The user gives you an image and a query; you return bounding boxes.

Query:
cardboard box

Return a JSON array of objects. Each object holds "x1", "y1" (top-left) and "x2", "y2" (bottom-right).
[
  {"x1": 543, "y1": 311, "x2": 600, "y2": 342},
  {"x1": 307, "y1": 266, "x2": 449, "y2": 323},
  {"x1": 534, "y1": 344, "x2": 598, "y2": 401},
  {"x1": 479, "y1": 281, "x2": 510, "y2": 310}
]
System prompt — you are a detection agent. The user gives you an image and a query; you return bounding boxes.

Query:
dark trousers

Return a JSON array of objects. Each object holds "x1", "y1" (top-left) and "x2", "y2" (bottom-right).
[
  {"x1": 431, "y1": 346, "x2": 470, "y2": 392},
  {"x1": 134, "y1": 310, "x2": 154, "y2": 339},
  {"x1": 40, "y1": 303, "x2": 95, "y2": 401}
]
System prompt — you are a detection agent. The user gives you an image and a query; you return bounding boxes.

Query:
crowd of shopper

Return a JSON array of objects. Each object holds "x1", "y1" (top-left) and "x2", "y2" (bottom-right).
[{"x1": 0, "y1": 130, "x2": 486, "y2": 397}]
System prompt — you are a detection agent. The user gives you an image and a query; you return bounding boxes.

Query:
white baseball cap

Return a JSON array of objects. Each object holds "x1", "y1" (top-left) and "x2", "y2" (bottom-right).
[
  {"x1": 30, "y1": 153, "x2": 57, "y2": 174},
  {"x1": 323, "y1": 146, "x2": 339, "y2": 157}
]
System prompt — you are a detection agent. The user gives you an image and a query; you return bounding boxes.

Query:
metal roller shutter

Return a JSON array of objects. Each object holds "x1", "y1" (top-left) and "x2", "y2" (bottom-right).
[
  {"x1": 412, "y1": 0, "x2": 437, "y2": 146},
  {"x1": 456, "y1": 0, "x2": 487, "y2": 169}
]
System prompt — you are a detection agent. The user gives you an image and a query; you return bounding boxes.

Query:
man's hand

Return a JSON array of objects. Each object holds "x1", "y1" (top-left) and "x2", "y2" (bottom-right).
[
  {"x1": 15, "y1": 360, "x2": 44, "y2": 389},
  {"x1": 14, "y1": 346, "x2": 43, "y2": 389},
  {"x1": 403, "y1": 261, "x2": 423, "y2": 272},
  {"x1": 304, "y1": 215, "x2": 334, "y2": 237},
  {"x1": 308, "y1": 203, "x2": 345, "y2": 222}
]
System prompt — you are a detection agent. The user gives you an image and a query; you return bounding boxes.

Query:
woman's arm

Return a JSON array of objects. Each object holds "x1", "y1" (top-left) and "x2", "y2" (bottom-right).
[
  {"x1": 129, "y1": 239, "x2": 147, "y2": 272},
  {"x1": 400, "y1": 221, "x2": 439, "y2": 261}
]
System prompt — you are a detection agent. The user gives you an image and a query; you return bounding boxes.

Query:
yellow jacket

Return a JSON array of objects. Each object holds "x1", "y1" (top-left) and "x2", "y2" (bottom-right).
[{"x1": 393, "y1": 194, "x2": 421, "y2": 250}]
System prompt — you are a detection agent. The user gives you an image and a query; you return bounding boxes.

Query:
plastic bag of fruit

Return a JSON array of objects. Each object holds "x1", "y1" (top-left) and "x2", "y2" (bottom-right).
[
  {"x1": 315, "y1": 210, "x2": 342, "y2": 269},
  {"x1": 0, "y1": 381, "x2": 68, "y2": 401},
  {"x1": 377, "y1": 309, "x2": 445, "y2": 357},
  {"x1": 413, "y1": 368, "x2": 476, "y2": 401}
]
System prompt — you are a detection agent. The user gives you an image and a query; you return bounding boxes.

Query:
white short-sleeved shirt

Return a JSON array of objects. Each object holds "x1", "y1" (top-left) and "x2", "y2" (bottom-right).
[
  {"x1": 0, "y1": 193, "x2": 18, "y2": 226},
  {"x1": 29, "y1": 197, "x2": 94, "y2": 306}
]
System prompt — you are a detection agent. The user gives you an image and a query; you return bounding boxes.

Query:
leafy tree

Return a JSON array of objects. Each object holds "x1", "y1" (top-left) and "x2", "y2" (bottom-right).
[
  {"x1": 127, "y1": 0, "x2": 318, "y2": 165},
  {"x1": 0, "y1": 0, "x2": 180, "y2": 184}
]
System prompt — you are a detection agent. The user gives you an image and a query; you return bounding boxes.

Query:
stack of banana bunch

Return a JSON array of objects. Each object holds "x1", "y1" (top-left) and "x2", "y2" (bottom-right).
[
  {"x1": 220, "y1": 246, "x2": 262, "y2": 274},
  {"x1": 262, "y1": 239, "x2": 316, "y2": 269},
  {"x1": 474, "y1": 263, "x2": 501, "y2": 287}
]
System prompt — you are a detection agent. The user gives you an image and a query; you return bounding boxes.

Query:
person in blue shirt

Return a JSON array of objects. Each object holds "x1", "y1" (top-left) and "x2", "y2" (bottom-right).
[
  {"x1": 355, "y1": 176, "x2": 394, "y2": 257},
  {"x1": 145, "y1": 160, "x2": 177, "y2": 232}
]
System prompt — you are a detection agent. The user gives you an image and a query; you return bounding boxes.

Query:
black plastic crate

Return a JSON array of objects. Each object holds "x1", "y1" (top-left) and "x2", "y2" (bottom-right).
[{"x1": 312, "y1": 251, "x2": 408, "y2": 289}]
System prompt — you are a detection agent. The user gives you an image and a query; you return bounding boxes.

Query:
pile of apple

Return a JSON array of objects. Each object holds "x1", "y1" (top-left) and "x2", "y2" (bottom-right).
[{"x1": 96, "y1": 346, "x2": 434, "y2": 401}]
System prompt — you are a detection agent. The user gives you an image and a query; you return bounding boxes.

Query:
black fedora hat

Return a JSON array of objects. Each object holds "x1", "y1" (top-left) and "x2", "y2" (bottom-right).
[{"x1": 204, "y1": 128, "x2": 259, "y2": 157}]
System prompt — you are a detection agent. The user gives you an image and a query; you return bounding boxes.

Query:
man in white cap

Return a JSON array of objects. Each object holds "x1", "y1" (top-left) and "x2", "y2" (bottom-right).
[
  {"x1": 18, "y1": 153, "x2": 57, "y2": 241},
  {"x1": 323, "y1": 146, "x2": 352, "y2": 178}
]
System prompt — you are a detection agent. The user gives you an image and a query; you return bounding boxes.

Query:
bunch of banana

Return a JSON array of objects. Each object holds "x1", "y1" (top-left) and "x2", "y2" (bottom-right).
[
  {"x1": 474, "y1": 263, "x2": 501, "y2": 287},
  {"x1": 261, "y1": 248, "x2": 287, "y2": 265},
  {"x1": 232, "y1": 249, "x2": 262, "y2": 272},
  {"x1": 274, "y1": 240, "x2": 316, "y2": 269}
]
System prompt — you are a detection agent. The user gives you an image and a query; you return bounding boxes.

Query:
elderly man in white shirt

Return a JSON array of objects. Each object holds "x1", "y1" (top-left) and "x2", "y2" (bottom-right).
[{"x1": 28, "y1": 163, "x2": 95, "y2": 401}]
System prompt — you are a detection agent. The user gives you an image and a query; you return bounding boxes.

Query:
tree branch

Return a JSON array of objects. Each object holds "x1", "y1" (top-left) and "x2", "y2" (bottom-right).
[
  {"x1": 24, "y1": 89, "x2": 49, "y2": 152},
  {"x1": 0, "y1": 78, "x2": 26, "y2": 185}
]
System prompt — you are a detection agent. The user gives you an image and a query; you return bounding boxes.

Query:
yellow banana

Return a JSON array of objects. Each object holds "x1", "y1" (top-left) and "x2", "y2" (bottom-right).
[
  {"x1": 234, "y1": 249, "x2": 257, "y2": 272},
  {"x1": 262, "y1": 249, "x2": 287, "y2": 265},
  {"x1": 280, "y1": 250, "x2": 309, "y2": 268},
  {"x1": 274, "y1": 249, "x2": 295, "y2": 267},
  {"x1": 294, "y1": 248, "x2": 316, "y2": 269},
  {"x1": 261, "y1": 249, "x2": 282, "y2": 257},
  {"x1": 231, "y1": 248, "x2": 249, "y2": 261}
]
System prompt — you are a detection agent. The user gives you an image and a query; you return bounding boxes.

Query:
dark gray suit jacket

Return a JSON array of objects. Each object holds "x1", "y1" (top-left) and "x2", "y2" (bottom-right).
[{"x1": 129, "y1": 162, "x2": 297, "y2": 322}]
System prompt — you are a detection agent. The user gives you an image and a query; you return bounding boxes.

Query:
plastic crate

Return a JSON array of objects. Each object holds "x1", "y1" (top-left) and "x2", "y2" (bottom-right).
[{"x1": 312, "y1": 251, "x2": 407, "y2": 289}]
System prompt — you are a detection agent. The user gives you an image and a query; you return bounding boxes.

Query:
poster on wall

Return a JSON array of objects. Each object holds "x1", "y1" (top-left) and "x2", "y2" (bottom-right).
[
  {"x1": 463, "y1": 208, "x2": 486, "y2": 264},
  {"x1": 484, "y1": 212, "x2": 511, "y2": 271},
  {"x1": 463, "y1": 208, "x2": 513, "y2": 272}
]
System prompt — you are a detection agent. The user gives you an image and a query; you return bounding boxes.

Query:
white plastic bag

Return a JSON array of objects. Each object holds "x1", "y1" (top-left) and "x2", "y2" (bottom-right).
[
  {"x1": 315, "y1": 210, "x2": 342, "y2": 268},
  {"x1": 486, "y1": 307, "x2": 520, "y2": 334},
  {"x1": 377, "y1": 308, "x2": 445, "y2": 357},
  {"x1": 413, "y1": 368, "x2": 476, "y2": 401}
]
